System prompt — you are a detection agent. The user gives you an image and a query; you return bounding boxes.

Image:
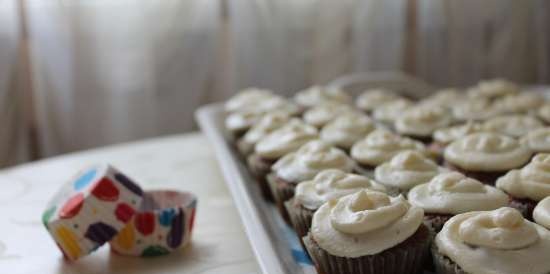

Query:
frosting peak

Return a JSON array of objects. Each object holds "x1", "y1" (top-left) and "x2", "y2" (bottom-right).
[
  {"x1": 351, "y1": 130, "x2": 427, "y2": 166},
  {"x1": 458, "y1": 208, "x2": 538, "y2": 250},
  {"x1": 483, "y1": 115, "x2": 543, "y2": 138},
  {"x1": 355, "y1": 89, "x2": 401, "y2": 111},
  {"x1": 433, "y1": 121, "x2": 486, "y2": 145},
  {"x1": 294, "y1": 85, "x2": 351, "y2": 107},
  {"x1": 534, "y1": 197, "x2": 550, "y2": 230},
  {"x1": 395, "y1": 105, "x2": 453, "y2": 137},
  {"x1": 254, "y1": 119, "x2": 318, "y2": 159},
  {"x1": 496, "y1": 153, "x2": 550, "y2": 201},
  {"x1": 429, "y1": 172, "x2": 485, "y2": 193},
  {"x1": 225, "y1": 88, "x2": 274, "y2": 112},
  {"x1": 320, "y1": 112, "x2": 375, "y2": 149},
  {"x1": 303, "y1": 102, "x2": 355, "y2": 128}
]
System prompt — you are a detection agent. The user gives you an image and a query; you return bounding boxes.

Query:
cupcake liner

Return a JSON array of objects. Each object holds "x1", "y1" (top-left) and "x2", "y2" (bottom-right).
[
  {"x1": 431, "y1": 245, "x2": 468, "y2": 274},
  {"x1": 247, "y1": 154, "x2": 277, "y2": 201},
  {"x1": 42, "y1": 164, "x2": 144, "y2": 260},
  {"x1": 304, "y1": 224, "x2": 430, "y2": 274},
  {"x1": 110, "y1": 190, "x2": 197, "y2": 257},
  {"x1": 267, "y1": 174, "x2": 296, "y2": 223},
  {"x1": 284, "y1": 199, "x2": 314, "y2": 246},
  {"x1": 509, "y1": 196, "x2": 537, "y2": 220}
]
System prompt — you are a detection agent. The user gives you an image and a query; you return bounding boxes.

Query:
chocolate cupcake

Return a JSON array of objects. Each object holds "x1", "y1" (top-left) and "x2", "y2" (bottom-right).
[
  {"x1": 285, "y1": 169, "x2": 386, "y2": 244},
  {"x1": 394, "y1": 105, "x2": 454, "y2": 143},
  {"x1": 302, "y1": 101, "x2": 355, "y2": 128},
  {"x1": 443, "y1": 132, "x2": 532, "y2": 185},
  {"x1": 496, "y1": 153, "x2": 550, "y2": 219},
  {"x1": 304, "y1": 190, "x2": 430, "y2": 274},
  {"x1": 430, "y1": 121, "x2": 486, "y2": 159},
  {"x1": 293, "y1": 85, "x2": 351, "y2": 109},
  {"x1": 533, "y1": 197, "x2": 550, "y2": 230},
  {"x1": 248, "y1": 119, "x2": 318, "y2": 200},
  {"x1": 269, "y1": 140, "x2": 354, "y2": 221},
  {"x1": 521, "y1": 127, "x2": 550, "y2": 154},
  {"x1": 374, "y1": 150, "x2": 447, "y2": 195},
  {"x1": 466, "y1": 79, "x2": 519, "y2": 102},
  {"x1": 350, "y1": 129, "x2": 428, "y2": 177},
  {"x1": 433, "y1": 207, "x2": 550, "y2": 274},
  {"x1": 372, "y1": 99, "x2": 414, "y2": 128},
  {"x1": 493, "y1": 92, "x2": 544, "y2": 115},
  {"x1": 355, "y1": 89, "x2": 403, "y2": 114},
  {"x1": 409, "y1": 172, "x2": 508, "y2": 233},
  {"x1": 483, "y1": 114, "x2": 544, "y2": 138},
  {"x1": 320, "y1": 112, "x2": 376, "y2": 151},
  {"x1": 236, "y1": 112, "x2": 291, "y2": 157}
]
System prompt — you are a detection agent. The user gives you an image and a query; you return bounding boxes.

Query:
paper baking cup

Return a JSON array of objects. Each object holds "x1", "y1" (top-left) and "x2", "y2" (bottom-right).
[
  {"x1": 42, "y1": 164, "x2": 144, "y2": 260},
  {"x1": 109, "y1": 190, "x2": 197, "y2": 257}
]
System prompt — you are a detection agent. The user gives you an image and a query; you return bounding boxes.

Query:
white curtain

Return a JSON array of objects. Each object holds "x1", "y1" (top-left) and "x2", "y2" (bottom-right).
[
  {"x1": 26, "y1": 0, "x2": 221, "y2": 156},
  {"x1": 229, "y1": 0, "x2": 550, "y2": 93},
  {"x1": 0, "y1": 0, "x2": 30, "y2": 166}
]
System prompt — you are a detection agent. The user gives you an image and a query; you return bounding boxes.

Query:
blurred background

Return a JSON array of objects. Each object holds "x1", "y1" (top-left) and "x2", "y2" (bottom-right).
[{"x1": 0, "y1": 0, "x2": 549, "y2": 167}]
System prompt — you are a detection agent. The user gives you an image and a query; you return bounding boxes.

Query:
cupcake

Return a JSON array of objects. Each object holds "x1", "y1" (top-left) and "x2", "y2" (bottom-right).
[
  {"x1": 304, "y1": 190, "x2": 430, "y2": 274},
  {"x1": 533, "y1": 197, "x2": 550, "y2": 230},
  {"x1": 350, "y1": 129, "x2": 428, "y2": 176},
  {"x1": 224, "y1": 87, "x2": 274, "y2": 113},
  {"x1": 443, "y1": 132, "x2": 532, "y2": 185},
  {"x1": 451, "y1": 99, "x2": 501, "y2": 122},
  {"x1": 521, "y1": 127, "x2": 550, "y2": 154},
  {"x1": 320, "y1": 112, "x2": 376, "y2": 151},
  {"x1": 496, "y1": 153, "x2": 550, "y2": 219},
  {"x1": 303, "y1": 101, "x2": 355, "y2": 128},
  {"x1": 430, "y1": 121, "x2": 486, "y2": 157},
  {"x1": 483, "y1": 114, "x2": 543, "y2": 138},
  {"x1": 372, "y1": 99, "x2": 414, "y2": 128},
  {"x1": 433, "y1": 207, "x2": 550, "y2": 274},
  {"x1": 409, "y1": 172, "x2": 508, "y2": 233},
  {"x1": 419, "y1": 88, "x2": 465, "y2": 109},
  {"x1": 355, "y1": 89, "x2": 403, "y2": 113},
  {"x1": 493, "y1": 92, "x2": 544, "y2": 115},
  {"x1": 293, "y1": 85, "x2": 351, "y2": 108},
  {"x1": 248, "y1": 119, "x2": 318, "y2": 199},
  {"x1": 236, "y1": 112, "x2": 291, "y2": 157},
  {"x1": 285, "y1": 169, "x2": 386, "y2": 243},
  {"x1": 394, "y1": 105, "x2": 453, "y2": 143},
  {"x1": 466, "y1": 79, "x2": 519, "y2": 101},
  {"x1": 374, "y1": 150, "x2": 447, "y2": 195},
  {"x1": 269, "y1": 140, "x2": 355, "y2": 220},
  {"x1": 538, "y1": 104, "x2": 550, "y2": 124},
  {"x1": 225, "y1": 96, "x2": 300, "y2": 138}
]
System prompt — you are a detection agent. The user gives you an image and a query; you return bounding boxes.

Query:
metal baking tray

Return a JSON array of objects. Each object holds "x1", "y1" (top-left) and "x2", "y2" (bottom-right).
[{"x1": 195, "y1": 72, "x2": 550, "y2": 274}]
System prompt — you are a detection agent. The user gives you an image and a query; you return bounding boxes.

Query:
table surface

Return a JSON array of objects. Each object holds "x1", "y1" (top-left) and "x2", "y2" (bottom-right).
[{"x1": 0, "y1": 133, "x2": 260, "y2": 274}]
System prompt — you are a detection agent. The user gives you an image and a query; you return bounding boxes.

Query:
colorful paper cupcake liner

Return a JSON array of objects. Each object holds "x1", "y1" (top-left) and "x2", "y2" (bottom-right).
[
  {"x1": 42, "y1": 164, "x2": 144, "y2": 260},
  {"x1": 110, "y1": 190, "x2": 197, "y2": 257}
]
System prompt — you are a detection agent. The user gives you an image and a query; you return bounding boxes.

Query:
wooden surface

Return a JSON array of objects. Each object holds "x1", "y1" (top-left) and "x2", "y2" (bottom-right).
[{"x1": 0, "y1": 133, "x2": 260, "y2": 274}]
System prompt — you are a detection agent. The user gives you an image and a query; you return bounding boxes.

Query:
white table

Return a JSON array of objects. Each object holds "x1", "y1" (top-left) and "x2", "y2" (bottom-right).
[{"x1": 0, "y1": 133, "x2": 260, "y2": 274}]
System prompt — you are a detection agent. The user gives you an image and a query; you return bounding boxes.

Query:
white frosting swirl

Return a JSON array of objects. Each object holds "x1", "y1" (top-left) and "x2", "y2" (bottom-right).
[
  {"x1": 295, "y1": 169, "x2": 386, "y2": 210},
  {"x1": 433, "y1": 121, "x2": 487, "y2": 145},
  {"x1": 483, "y1": 115, "x2": 543, "y2": 138},
  {"x1": 225, "y1": 109, "x2": 264, "y2": 132},
  {"x1": 351, "y1": 130, "x2": 427, "y2": 167},
  {"x1": 294, "y1": 85, "x2": 351, "y2": 107},
  {"x1": 303, "y1": 102, "x2": 355, "y2": 128},
  {"x1": 395, "y1": 105, "x2": 453, "y2": 137},
  {"x1": 496, "y1": 153, "x2": 550, "y2": 201},
  {"x1": 467, "y1": 79, "x2": 519, "y2": 100},
  {"x1": 452, "y1": 99, "x2": 501, "y2": 122},
  {"x1": 355, "y1": 89, "x2": 401, "y2": 111},
  {"x1": 372, "y1": 99, "x2": 414, "y2": 123},
  {"x1": 534, "y1": 197, "x2": 550, "y2": 230},
  {"x1": 409, "y1": 172, "x2": 508, "y2": 214},
  {"x1": 420, "y1": 89, "x2": 465, "y2": 108},
  {"x1": 254, "y1": 119, "x2": 318, "y2": 159},
  {"x1": 521, "y1": 127, "x2": 550, "y2": 153},
  {"x1": 538, "y1": 104, "x2": 550, "y2": 124},
  {"x1": 225, "y1": 88, "x2": 274, "y2": 112},
  {"x1": 272, "y1": 140, "x2": 354, "y2": 183},
  {"x1": 242, "y1": 112, "x2": 291, "y2": 145},
  {"x1": 444, "y1": 133, "x2": 532, "y2": 171},
  {"x1": 374, "y1": 150, "x2": 445, "y2": 191},
  {"x1": 494, "y1": 93, "x2": 544, "y2": 114},
  {"x1": 320, "y1": 112, "x2": 376, "y2": 149},
  {"x1": 311, "y1": 190, "x2": 424, "y2": 257},
  {"x1": 436, "y1": 207, "x2": 550, "y2": 274}
]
